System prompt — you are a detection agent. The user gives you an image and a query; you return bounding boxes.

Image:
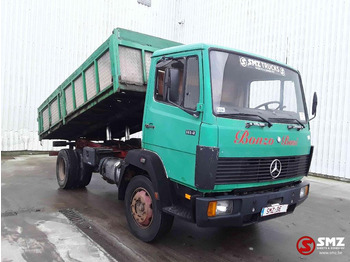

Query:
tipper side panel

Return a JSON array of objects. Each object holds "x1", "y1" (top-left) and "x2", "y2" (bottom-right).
[{"x1": 38, "y1": 28, "x2": 181, "y2": 141}]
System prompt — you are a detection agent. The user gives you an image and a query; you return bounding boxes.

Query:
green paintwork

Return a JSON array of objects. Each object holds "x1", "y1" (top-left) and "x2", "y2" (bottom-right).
[
  {"x1": 38, "y1": 28, "x2": 181, "y2": 139},
  {"x1": 210, "y1": 176, "x2": 304, "y2": 193},
  {"x1": 143, "y1": 43, "x2": 311, "y2": 193},
  {"x1": 217, "y1": 118, "x2": 310, "y2": 158},
  {"x1": 142, "y1": 50, "x2": 204, "y2": 188}
]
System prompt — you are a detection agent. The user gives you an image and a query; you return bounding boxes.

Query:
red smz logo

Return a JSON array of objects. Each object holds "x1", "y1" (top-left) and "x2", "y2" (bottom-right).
[{"x1": 297, "y1": 236, "x2": 316, "y2": 255}]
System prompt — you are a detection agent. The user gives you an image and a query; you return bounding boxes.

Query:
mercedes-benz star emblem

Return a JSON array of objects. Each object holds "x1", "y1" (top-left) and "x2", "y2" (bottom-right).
[{"x1": 270, "y1": 159, "x2": 282, "y2": 179}]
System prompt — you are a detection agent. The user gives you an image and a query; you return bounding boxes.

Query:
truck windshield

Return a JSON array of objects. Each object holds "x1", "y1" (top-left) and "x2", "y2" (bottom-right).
[{"x1": 210, "y1": 50, "x2": 307, "y2": 124}]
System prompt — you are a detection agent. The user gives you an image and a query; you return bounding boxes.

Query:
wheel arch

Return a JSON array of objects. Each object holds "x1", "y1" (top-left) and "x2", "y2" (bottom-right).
[{"x1": 118, "y1": 149, "x2": 173, "y2": 208}]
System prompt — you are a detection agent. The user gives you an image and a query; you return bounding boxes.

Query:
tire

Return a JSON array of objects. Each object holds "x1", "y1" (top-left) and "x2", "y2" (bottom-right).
[
  {"x1": 125, "y1": 176, "x2": 174, "y2": 242},
  {"x1": 56, "y1": 149, "x2": 79, "y2": 189},
  {"x1": 75, "y1": 149, "x2": 93, "y2": 188},
  {"x1": 79, "y1": 163, "x2": 93, "y2": 187}
]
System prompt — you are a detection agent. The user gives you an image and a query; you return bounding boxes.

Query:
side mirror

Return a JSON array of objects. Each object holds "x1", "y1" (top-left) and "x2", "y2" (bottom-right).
[
  {"x1": 167, "y1": 68, "x2": 181, "y2": 104},
  {"x1": 310, "y1": 92, "x2": 318, "y2": 121},
  {"x1": 165, "y1": 67, "x2": 200, "y2": 118}
]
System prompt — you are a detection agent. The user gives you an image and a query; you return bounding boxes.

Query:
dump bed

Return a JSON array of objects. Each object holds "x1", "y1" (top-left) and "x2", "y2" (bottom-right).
[{"x1": 38, "y1": 28, "x2": 181, "y2": 140}]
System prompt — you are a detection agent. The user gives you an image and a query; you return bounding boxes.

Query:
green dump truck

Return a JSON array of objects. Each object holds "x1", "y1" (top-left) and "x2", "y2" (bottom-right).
[{"x1": 38, "y1": 28, "x2": 317, "y2": 242}]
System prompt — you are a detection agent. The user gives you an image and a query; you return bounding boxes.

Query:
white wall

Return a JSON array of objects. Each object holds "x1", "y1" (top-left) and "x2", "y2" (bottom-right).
[
  {"x1": 1, "y1": 0, "x2": 349, "y2": 179},
  {"x1": 175, "y1": 0, "x2": 350, "y2": 179}
]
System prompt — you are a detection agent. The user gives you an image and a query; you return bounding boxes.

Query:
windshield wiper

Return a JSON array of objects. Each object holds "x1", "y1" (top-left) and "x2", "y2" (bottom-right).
[
  {"x1": 289, "y1": 118, "x2": 305, "y2": 128},
  {"x1": 219, "y1": 113, "x2": 273, "y2": 128},
  {"x1": 271, "y1": 117, "x2": 305, "y2": 130}
]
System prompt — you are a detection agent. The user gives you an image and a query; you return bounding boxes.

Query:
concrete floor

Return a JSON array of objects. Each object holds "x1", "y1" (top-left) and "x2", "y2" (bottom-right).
[{"x1": 1, "y1": 155, "x2": 349, "y2": 262}]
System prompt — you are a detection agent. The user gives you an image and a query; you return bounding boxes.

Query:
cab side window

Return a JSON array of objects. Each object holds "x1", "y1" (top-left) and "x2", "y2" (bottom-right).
[
  {"x1": 155, "y1": 69, "x2": 165, "y2": 101},
  {"x1": 184, "y1": 57, "x2": 199, "y2": 110},
  {"x1": 155, "y1": 56, "x2": 199, "y2": 110}
]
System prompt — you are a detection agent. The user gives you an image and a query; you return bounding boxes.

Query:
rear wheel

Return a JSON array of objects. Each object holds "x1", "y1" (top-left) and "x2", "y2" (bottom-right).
[
  {"x1": 125, "y1": 176, "x2": 174, "y2": 242},
  {"x1": 56, "y1": 149, "x2": 79, "y2": 189}
]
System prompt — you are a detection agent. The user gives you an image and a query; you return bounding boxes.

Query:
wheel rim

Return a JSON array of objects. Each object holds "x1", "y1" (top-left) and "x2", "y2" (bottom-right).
[
  {"x1": 130, "y1": 187, "x2": 153, "y2": 228},
  {"x1": 58, "y1": 158, "x2": 66, "y2": 182}
]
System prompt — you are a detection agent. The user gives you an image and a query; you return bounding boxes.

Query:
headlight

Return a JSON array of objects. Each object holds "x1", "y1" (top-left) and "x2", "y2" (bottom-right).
[
  {"x1": 300, "y1": 185, "x2": 309, "y2": 198},
  {"x1": 207, "y1": 200, "x2": 233, "y2": 217}
]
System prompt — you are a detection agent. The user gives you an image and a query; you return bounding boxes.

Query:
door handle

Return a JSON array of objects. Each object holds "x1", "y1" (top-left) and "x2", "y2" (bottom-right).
[{"x1": 145, "y1": 124, "x2": 155, "y2": 129}]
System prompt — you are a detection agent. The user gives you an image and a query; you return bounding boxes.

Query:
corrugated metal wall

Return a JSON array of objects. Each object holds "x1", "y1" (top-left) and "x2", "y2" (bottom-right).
[
  {"x1": 1, "y1": 0, "x2": 349, "y2": 179},
  {"x1": 175, "y1": 0, "x2": 350, "y2": 179}
]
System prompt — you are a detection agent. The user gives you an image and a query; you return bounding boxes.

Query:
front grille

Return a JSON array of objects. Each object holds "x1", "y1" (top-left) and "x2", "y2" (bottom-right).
[{"x1": 215, "y1": 154, "x2": 311, "y2": 184}]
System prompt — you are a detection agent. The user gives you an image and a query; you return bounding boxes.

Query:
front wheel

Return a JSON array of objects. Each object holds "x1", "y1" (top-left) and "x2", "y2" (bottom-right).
[{"x1": 125, "y1": 176, "x2": 174, "y2": 242}]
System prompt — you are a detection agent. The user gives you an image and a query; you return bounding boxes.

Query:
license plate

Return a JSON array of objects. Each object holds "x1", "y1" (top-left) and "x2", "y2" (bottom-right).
[{"x1": 261, "y1": 204, "x2": 288, "y2": 217}]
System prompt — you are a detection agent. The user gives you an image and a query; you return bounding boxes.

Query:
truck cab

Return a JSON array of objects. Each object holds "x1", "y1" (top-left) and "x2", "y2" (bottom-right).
[{"x1": 139, "y1": 43, "x2": 312, "y2": 228}]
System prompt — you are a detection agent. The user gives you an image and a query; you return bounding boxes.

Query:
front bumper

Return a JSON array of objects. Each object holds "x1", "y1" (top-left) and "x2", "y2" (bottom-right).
[{"x1": 195, "y1": 181, "x2": 309, "y2": 227}]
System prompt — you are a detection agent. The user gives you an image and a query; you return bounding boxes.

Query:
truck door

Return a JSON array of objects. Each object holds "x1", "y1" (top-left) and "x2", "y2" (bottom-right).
[{"x1": 142, "y1": 51, "x2": 203, "y2": 186}]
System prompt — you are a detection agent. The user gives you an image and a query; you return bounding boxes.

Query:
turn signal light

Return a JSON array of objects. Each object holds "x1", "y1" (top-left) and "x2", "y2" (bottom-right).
[
  {"x1": 300, "y1": 185, "x2": 309, "y2": 198},
  {"x1": 207, "y1": 200, "x2": 234, "y2": 217},
  {"x1": 207, "y1": 201, "x2": 217, "y2": 217},
  {"x1": 185, "y1": 194, "x2": 191, "y2": 200}
]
